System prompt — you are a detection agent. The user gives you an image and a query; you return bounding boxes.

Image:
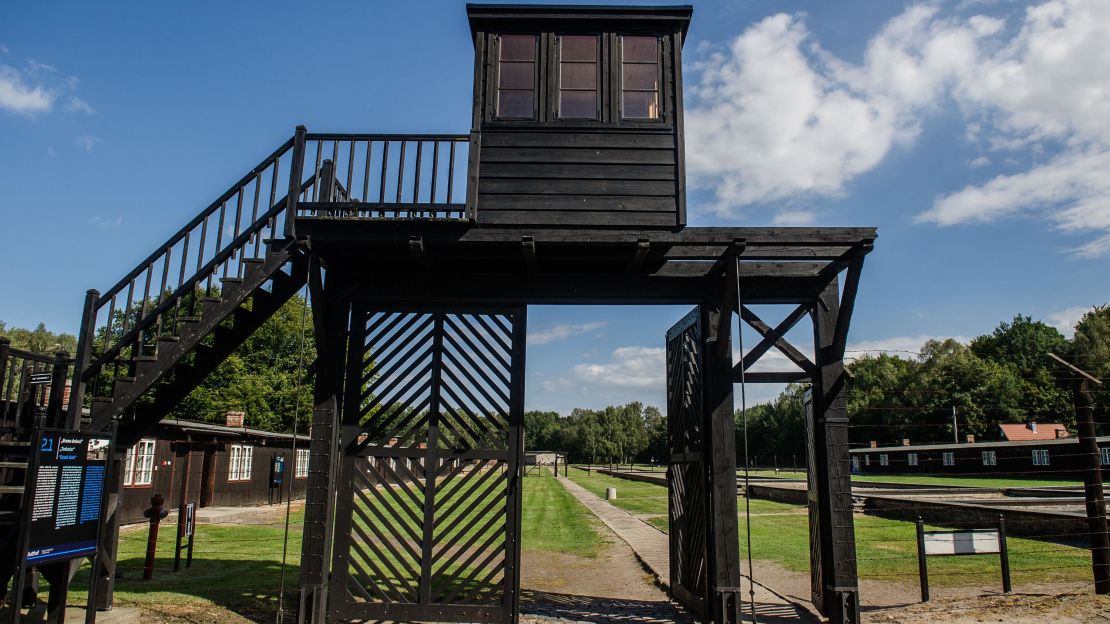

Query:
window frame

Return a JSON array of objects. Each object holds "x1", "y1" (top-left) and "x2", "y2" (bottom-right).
[
  {"x1": 493, "y1": 33, "x2": 540, "y2": 121},
  {"x1": 864, "y1": 455, "x2": 870, "y2": 466},
  {"x1": 982, "y1": 450, "x2": 997, "y2": 466},
  {"x1": 907, "y1": 453, "x2": 918, "y2": 467},
  {"x1": 942, "y1": 452, "x2": 955, "y2": 467},
  {"x1": 123, "y1": 439, "x2": 157, "y2": 488},
  {"x1": 1032, "y1": 449, "x2": 1050, "y2": 466},
  {"x1": 295, "y1": 447, "x2": 310, "y2": 479},
  {"x1": 228, "y1": 444, "x2": 254, "y2": 482},
  {"x1": 554, "y1": 33, "x2": 601, "y2": 121},
  {"x1": 1101, "y1": 447, "x2": 1110, "y2": 466},
  {"x1": 617, "y1": 34, "x2": 664, "y2": 122},
  {"x1": 879, "y1": 454, "x2": 889, "y2": 467}
]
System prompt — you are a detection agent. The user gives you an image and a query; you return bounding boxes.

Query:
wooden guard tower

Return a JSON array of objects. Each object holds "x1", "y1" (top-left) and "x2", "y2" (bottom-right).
[{"x1": 15, "y1": 4, "x2": 874, "y2": 624}]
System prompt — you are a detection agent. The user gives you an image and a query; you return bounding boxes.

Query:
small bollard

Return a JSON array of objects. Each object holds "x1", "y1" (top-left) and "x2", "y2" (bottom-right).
[
  {"x1": 606, "y1": 487, "x2": 617, "y2": 500},
  {"x1": 143, "y1": 494, "x2": 169, "y2": 580}
]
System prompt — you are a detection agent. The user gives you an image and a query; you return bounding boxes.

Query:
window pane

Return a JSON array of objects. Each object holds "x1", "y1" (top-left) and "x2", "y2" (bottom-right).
[
  {"x1": 561, "y1": 35, "x2": 597, "y2": 61},
  {"x1": 560, "y1": 90, "x2": 596, "y2": 118},
  {"x1": 623, "y1": 36, "x2": 657, "y2": 62},
  {"x1": 623, "y1": 63, "x2": 658, "y2": 91},
  {"x1": 622, "y1": 90, "x2": 659, "y2": 119},
  {"x1": 500, "y1": 35, "x2": 535, "y2": 61},
  {"x1": 498, "y1": 89, "x2": 534, "y2": 117},
  {"x1": 560, "y1": 62, "x2": 596, "y2": 90},
  {"x1": 499, "y1": 62, "x2": 534, "y2": 90}
]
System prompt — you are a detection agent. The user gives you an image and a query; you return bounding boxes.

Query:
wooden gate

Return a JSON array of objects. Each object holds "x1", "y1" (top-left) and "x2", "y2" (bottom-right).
[
  {"x1": 329, "y1": 304, "x2": 526, "y2": 623},
  {"x1": 665, "y1": 309, "x2": 709, "y2": 618}
]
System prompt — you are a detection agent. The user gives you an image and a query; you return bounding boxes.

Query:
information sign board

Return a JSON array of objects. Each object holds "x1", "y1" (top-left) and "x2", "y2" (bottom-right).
[
  {"x1": 29, "y1": 372, "x2": 52, "y2": 385},
  {"x1": 24, "y1": 430, "x2": 112, "y2": 565},
  {"x1": 923, "y1": 529, "x2": 1001, "y2": 556},
  {"x1": 185, "y1": 502, "x2": 195, "y2": 537}
]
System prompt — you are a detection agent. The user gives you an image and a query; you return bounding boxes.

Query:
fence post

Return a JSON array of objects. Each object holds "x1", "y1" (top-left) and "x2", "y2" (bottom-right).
[
  {"x1": 916, "y1": 517, "x2": 929, "y2": 602},
  {"x1": 1075, "y1": 377, "x2": 1110, "y2": 593},
  {"x1": 67, "y1": 289, "x2": 99, "y2": 429},
  {"x1": 998, "y1": 514, "x2": 1011, "y2": 594},
  {"x1": 284, "y1": 125, "x2": 307, "y2": 239}
]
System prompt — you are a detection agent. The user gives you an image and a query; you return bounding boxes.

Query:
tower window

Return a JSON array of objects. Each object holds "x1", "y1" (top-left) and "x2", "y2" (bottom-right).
[
  {"x1": 497, "y1": 35, "x2": 537, "y2": 118},
  {"x1": 620, "y1": 36, "x2": 660, "y2": 119},
  {"x1": 558, "y1": 35, "x2": 598, "y2": 119}
]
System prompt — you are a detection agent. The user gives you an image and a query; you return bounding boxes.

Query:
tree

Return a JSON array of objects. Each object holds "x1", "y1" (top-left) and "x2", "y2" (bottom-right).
[
  {"x1": 0, "y1": 321, "x2": 77, "y2": 355},
  {"x1": 1071, "y1": 305, "x2": 1110, "y2": 428},
  {"x1": 971, "y1": 315, "x2": 1071, "y2": 421}
]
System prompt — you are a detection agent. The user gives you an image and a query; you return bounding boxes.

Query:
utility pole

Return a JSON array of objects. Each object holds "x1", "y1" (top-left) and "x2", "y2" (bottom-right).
[
  {"x1": 1048, "y1": 353, "x2": 1109, "y2": 594},
  {"x1": 952, "y1": 405, "x2": 959, "y2": 445}
]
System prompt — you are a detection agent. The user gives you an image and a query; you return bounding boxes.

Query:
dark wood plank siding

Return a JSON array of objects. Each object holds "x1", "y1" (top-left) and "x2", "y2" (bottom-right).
[{"x1": 476, "y1": 129, "x2": 680, "y2": 226}]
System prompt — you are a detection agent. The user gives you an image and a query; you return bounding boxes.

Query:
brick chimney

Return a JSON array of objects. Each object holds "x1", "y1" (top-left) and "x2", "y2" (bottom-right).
[
  {"x1": 869, "y1": 441, "x2": 878, "y2": 448},
  {"x1": 1028, "y1": 421, "x2": 1038, "y2": 433},
  {"x1": 225, "y1": 411, "x2": 245, "y2": 428},
  {"x1": 966, "y1": 434, "x2": 975, "y2": 444},
  {"x1": 902, "y1": 439, "x2": 911, "y2": 446},
  {"x1": 1056, "y1": 429, "x2": 1068, "y2": 439}
]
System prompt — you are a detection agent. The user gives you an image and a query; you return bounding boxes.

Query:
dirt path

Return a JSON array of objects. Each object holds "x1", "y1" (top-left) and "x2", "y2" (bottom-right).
[{"x1": 520, "y1": 524, "x2": 693, "y2": 622}]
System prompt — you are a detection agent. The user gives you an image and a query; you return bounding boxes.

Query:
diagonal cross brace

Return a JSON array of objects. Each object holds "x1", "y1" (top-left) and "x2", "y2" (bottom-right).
[{"x1": 738, "y1": 304, "x2": 815, "y2": 374}]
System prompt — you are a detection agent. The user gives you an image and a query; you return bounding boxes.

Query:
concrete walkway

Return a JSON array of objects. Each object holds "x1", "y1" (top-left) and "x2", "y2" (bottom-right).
[{"x1": 557, "y1": 475, "x2": 818, "y2": 623}]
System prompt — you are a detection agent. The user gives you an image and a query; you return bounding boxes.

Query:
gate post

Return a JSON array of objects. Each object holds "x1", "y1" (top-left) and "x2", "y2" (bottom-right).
[
  {"x1": 298, "y1": 257, "x2": 347, "y2": 624},
  {"x1": 702, "y1": 303, "x2": 742, "y2": 624},
  {"x1": 809, "y1": 279, "x2": 860, "y2": 623}
]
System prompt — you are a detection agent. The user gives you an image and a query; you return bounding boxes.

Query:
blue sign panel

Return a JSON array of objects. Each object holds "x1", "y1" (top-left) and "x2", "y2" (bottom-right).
[{"x1": 25, "y1": 431, "x2": 112, "y2": 565}]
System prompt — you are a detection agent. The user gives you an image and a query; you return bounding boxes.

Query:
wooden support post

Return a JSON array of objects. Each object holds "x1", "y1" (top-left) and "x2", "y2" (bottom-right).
[
  {"x1": 174, "y1": 442, "x2": 193, "y2": 572},
  {"x1": 298, "y1": 257, "x2": 347, "y2": 624},
  {"x1": 810, "y1": 279, "x2": 861, "y2": 624},
  {"x1": 285, "y1": 125, "x2": 307, "y2": 239},
  {"x1": 67, "y1": 289, "x2": 99, "y2": 428},
  {"x1": 702, "y1": 302, "x2": 742, "y2": 624},
  {"x1": 46, "y1": 350, "x2": 69, "y2": 428}
]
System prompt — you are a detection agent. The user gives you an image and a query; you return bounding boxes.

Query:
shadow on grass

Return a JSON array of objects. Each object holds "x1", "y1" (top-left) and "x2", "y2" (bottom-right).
[{"x1": 521, "y1": 589, "x2": 817, "y2": 623}]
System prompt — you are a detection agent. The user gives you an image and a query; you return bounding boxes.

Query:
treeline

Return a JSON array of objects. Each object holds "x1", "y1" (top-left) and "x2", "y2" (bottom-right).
[
  {"x1": 745, "y1": 308, "x2": 1110, "y2": 461},
  {"x1": 0, "y1": 321, "x2": 77, "y2": 354},
  {"x1": 525, "y1": 403, "x2": 667, "y2": 465}
]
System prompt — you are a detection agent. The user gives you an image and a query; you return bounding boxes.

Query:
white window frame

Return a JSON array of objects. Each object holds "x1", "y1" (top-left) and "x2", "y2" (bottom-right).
[
  {"x1": 982, "y1": 450, "x2": 997, "y2": 466},
  {"x1": 879, "y1": 454, "x2": 889, "y2": 467},
  {"x1": 851, "y1": 457, "x2": 860, "y2": 472},
  {"x1": 942, "y1": 452, "x2": 955, "y2": 467},
  {"x1": 295, "y1": 448, "x2": 310, "y2": 479},
  {"x1": 229, "y1": 445, "x2": 254, "y2": 481},
  {"x1": 1032, "y1": 449, "x2": 1050, "y2": 466},
  {"x1": 123, "y1": 439, "x2": 156, "y2": 487},
  {"x1": 864, "y1": 455, "x2": 870, "y2": 466},
  {"x1": 1101, "y1": 448, "x2": 1110, "y2": 466},
  {"x1": 908, "y1": 453, "x2": 918, "y2": 467}
]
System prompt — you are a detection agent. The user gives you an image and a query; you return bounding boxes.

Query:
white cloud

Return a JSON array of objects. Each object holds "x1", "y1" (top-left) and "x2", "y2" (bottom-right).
[
  {"x1": 0, "y1": 65, "x2": 55, "y2": 114},
  {"x1": 685, "y1": 6, "x2": 994, "y2": 214},
  {"x1": 528, "y1": 321, "x2": 607, "y2": 346},
  {"x1": 1047, "y1": 305, "x2": 1096, "y2": 337},
  {"x1": 569, "y1": 346, "x2": 664, "y2": 389},
  {"x1": 772, "y1": 210, "x2": 817, "y2": 226},
  {"x1": 0, "y1": 44, "x2": 9, "y2": 55},
  {"x1": 686, "y1": 0, "x2": 1110, "y2": 255},
  {"x1": 75, "y1": 134, "x2": 100, "y2": 152},
  {"x1": 89, "y1": 215, "x2": 123, "y2": 231},
  {"x1": 26, "y1": 59, "x2": 56, "y2": 74},
  {"x1": 845, "y1": 334, "x2": 971, "y2": 361},
  {"x1": 66, "y1": 96, "x2": 94, "y2": 115}
]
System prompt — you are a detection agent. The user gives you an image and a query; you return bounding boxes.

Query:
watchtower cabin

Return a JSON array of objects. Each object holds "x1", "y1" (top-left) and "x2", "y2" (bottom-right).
[
  {"x1": 468, "y1": 5, "x2": 691, "y2": 227},
  {"x1": 15, "y1": 4, "x2": 877, "y2": 624}
]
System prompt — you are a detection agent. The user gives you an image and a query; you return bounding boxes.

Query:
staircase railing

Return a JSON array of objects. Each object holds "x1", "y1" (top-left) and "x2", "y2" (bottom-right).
[
  {"x1": 0, "y1": 339, "x2": 72, "y2": 433},
  {"x1": 69, "y1": 127, "x2": 311, "y2": 422},
  {"x1": 294, "y1": 133, "x2": 472, "y2": 220}
]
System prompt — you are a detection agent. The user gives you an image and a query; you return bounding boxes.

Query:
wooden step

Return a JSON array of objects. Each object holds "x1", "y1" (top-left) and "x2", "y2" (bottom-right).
[
  {"x1": 0, "y1": 461, "x2": 27, "y2": 469},
  {"x1": 220, "y1": 277, "x2": 244, "y2": 285},
  {"x1": 156, "y1": 335, "x2": 180, "y2": 343}
]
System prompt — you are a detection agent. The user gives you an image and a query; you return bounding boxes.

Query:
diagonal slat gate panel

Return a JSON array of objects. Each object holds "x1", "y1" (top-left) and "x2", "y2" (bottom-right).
[
  {"x1": 665, "y1": 308, "x2": 709, "y2": 618},
  {"x1": 330, "y1": 305, "x2": 525, "y2": 624}
]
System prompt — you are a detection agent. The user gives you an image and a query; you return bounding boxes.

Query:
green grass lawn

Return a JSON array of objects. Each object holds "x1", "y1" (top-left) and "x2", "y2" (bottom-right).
[
  {"x1": 48, "y1": 472, "x2": 603, "y2": 619},
  {"x1": 568, "y1": 468, "x2": 1093, "y2": 587}
]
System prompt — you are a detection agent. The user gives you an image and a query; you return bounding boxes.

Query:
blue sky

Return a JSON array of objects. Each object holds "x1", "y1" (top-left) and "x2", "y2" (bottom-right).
[{"x1": 2, "y1": 0, "x2": 1107, "y2": 413}]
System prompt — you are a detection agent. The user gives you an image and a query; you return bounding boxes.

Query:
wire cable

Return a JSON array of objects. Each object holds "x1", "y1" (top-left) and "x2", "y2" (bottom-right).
[
  {"x1": 276, "y1": 260, "x2": 311, "y2": 624},
  {"x1": 735, "y1": 256, "x2": 757, "y2": 624}
]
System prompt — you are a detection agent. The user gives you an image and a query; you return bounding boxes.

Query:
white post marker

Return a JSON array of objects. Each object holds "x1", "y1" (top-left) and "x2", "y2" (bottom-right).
[{"x1": 605, "y1": 487, "x2": 617, "y2": 500}]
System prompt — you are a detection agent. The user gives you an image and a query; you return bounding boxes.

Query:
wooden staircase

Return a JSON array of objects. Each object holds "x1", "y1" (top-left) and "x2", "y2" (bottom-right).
[{"x1": 71, "y1": 129, "x2": 313, "y2": 445}]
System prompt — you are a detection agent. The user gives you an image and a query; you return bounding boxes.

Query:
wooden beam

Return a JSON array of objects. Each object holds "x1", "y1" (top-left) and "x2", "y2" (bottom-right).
[
  {"x1": 739, "y1": 371, "x2": 810, "y2": 384},
  {"x1": 409, "y1": 235, "x2": 438, "y2": 271},
  {"x1": 521, "y1": 236, "x2": 538, "y2": 273},
  {"x1": 739, "y1": 303, "x2": 810, "y2": 372},
  {"x1": 739, "y1": 306, "x2": 815, "y2": 374},
  {"x1": 831, "y1": 244, "x2": 871, "y2": 359},
  {"x1": 625, "y1": 238, "x2": 650, "y2": 274}
]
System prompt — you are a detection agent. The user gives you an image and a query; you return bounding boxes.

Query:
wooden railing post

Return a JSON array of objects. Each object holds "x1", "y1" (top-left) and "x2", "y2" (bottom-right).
[
  {"x1": 47, "y1": 349, "x2": 70, "y2": 428},
  {"x1": 285, "y1": 125, "x2": 308, "y2": 239},
  {"x1": 0, "y1": 337, "x2": 10, "y2": 391},
  {"x1": 68, "y1": 288, "x2": 99, "y2": 429}
]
